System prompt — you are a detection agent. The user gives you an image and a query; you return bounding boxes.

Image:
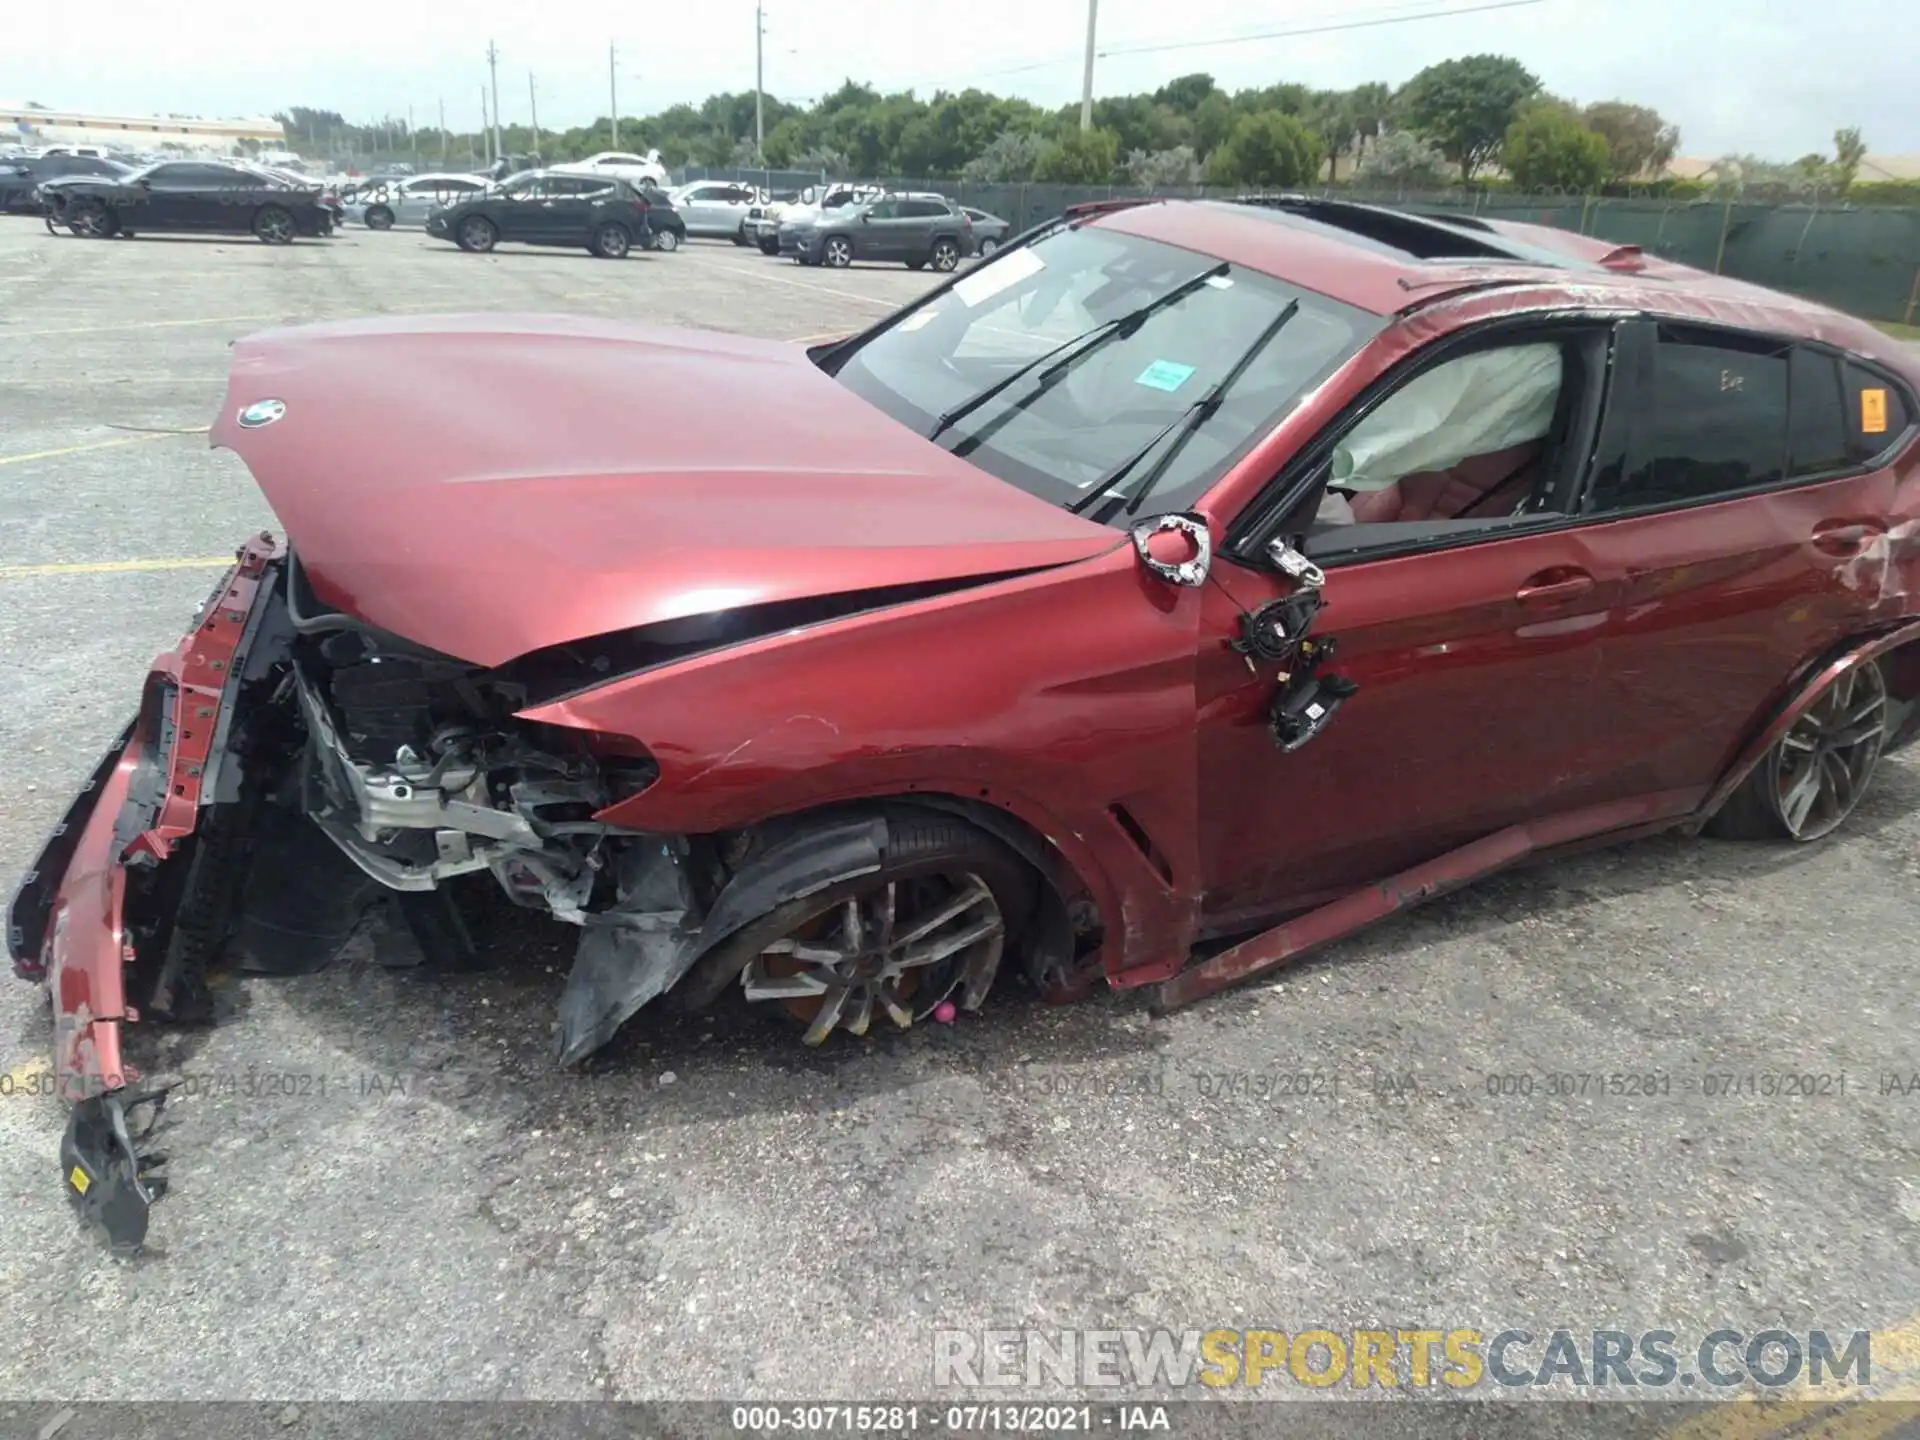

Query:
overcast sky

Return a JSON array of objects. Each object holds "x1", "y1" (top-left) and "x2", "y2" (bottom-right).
[{"x1": 6, "y1": 0, "x2": 1913, "y2": 160}]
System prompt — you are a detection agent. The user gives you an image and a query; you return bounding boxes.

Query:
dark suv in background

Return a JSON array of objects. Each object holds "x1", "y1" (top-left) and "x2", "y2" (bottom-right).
[{"x1": 790, "y1": 191, "x2": 973, "y2": 271}]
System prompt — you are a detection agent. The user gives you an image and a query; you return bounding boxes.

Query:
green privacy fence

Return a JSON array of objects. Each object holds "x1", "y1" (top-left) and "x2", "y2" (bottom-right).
[{"x1": 672, "y1": 168, "x2": 1920, "y2": 326}]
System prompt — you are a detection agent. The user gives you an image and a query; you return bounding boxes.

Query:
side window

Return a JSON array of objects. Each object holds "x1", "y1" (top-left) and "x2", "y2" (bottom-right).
[
  {"x1": 901, "y1": 199, "x2": 947, "y2": 218},
  {"x1": 865, "y1": 199, "x2": 899, "y2": 219},
  {"x1": 1843, "y1": 361, "x2": 1914, "y2": 463},
  {"x1": 1787, "y1": 347, "x2": 1850, "y2": 477},
  {"x1": 1311, "y1": 341, "x2": 1576, "y2": 533},
  {"x1": 1592, "y1": 327, "x2": 1789, "y2": 512}
]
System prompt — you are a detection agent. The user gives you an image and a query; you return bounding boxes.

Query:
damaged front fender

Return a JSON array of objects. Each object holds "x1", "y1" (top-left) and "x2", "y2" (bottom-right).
[{"x1": 554, "y1": 814, "x2": 888, "y2": 1065}]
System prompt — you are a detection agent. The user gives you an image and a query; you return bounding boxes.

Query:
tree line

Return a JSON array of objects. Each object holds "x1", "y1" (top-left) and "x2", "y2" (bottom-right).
[{"x1": 277, "y1": 56, "x2": 1900, "y2": 202}]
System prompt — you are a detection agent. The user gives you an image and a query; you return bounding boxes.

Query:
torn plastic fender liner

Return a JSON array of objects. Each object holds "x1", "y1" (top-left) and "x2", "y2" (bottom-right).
[{"x1": 553, "y1": 814, "x2": 888, "y2": 1066}]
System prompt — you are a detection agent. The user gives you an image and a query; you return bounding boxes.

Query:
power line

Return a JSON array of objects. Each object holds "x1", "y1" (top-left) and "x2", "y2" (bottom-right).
[
  {"x1": 1098, "y1": 0, "x2": 1550, "y2": 59},
  {"x1": 898, "y1": 0, "x2": 1551, "y2": 91}
]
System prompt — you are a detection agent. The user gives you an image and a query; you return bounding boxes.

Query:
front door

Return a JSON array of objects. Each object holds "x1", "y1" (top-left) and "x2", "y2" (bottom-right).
[
  {"x1": 1195, "y1": 322, "x2": 1628, "y2": 931},
  {"x1": 492, "y1": 175, "x2": 551, "y2": 240}
]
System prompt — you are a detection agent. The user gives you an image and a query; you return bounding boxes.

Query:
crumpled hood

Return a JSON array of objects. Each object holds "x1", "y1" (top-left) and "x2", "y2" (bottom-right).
[{"x1": 211, "y1": 312, "x2": 1115, "y2": 668}]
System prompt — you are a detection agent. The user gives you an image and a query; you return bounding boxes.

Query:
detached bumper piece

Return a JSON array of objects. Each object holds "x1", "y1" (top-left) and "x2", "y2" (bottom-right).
[{"x1": 62, "y1": 1086, "x2": 171, "y2": 1257}]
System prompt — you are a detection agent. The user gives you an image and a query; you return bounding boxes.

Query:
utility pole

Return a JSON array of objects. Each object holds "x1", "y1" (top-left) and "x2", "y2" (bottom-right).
[
  {"x1": 610, "y1": 43, "x2": 619, "y2": 148},
  {"x1": 438, "y1": 97, "x2": 447, "y2": 164},
  {"x1": 480, "y1": 87, "x2": 491, "y2": 164},
  {"x1": 486, "y1": 41, "x2": 503, "y2": 162},
  {"x1": 529, "y1": 74, "x2": 540, "y2": 159},
  {"x1": 754, "y1": 5, "x2": 766, "y2": 152},
  {"x1": 1079, "y1": 0, "x2": 1099, "y2": 131}
]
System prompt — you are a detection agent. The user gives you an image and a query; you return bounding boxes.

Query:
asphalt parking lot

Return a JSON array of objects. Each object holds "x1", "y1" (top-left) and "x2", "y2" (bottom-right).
[{"x1": 1, "y1": 216, "x2": 1917, "y2": 1427}]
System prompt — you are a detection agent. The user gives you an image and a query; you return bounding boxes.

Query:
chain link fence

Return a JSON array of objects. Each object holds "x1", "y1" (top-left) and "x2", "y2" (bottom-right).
[{"x1": 665, "y1": 169, "x2": 1920, "y2": 326}]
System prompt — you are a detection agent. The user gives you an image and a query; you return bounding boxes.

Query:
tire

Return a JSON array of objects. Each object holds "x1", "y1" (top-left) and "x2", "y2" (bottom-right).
[
  {"x1": 1706, "y1": 657, "x2": 1891, "y2": 842},
  {"x1": 653, "y1": 227, "x2": 681, "y2": 252},
  {"x1": 906, "y1": 259, "x2": 927, "y2": 271},
  {"x1": 591, "y1": 222, "x2": 631, "y2": 259},
  {"x1": 252, "y1": 204, "x2": 296, "y2": 244},
  {"x1": 456, "y1": 215, "x2": 498, "y2": 253},
  {"x1": 757, "y1": 235, "x2": 779, "y2": 256},
  {"x1": 979, "y1": 236, "x2": 1000, "y2": 257},
  {"x1": 822, "y1": 235, "x2": 853, "y2": 268},
  {"x1": 673, "y1": 813, "x2": 1035, "y2": 1040},
  {"x1": 732, "y1": 223, "x2": 751, "y2": 246},
  {"x1": 66, "y1": 198, "x2": 116, "y2": 238},
  {"x1": 929, "y1": 237, "x2": 961, "y2": 272},
  {"x1": 364, "y1": 205, "x2": 395, "y2": 230}
]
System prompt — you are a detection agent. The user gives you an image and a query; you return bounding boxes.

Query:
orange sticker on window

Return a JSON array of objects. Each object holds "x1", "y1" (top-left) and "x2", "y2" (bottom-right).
[{"x1": 1861, "y1": 387, "x2": 1889, "y2": 434}]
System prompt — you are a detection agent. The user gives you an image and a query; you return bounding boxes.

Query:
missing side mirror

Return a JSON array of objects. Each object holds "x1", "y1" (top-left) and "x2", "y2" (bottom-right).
[{"x1": 1130, "y1": 513, "x2": 1211, "y2": 587}]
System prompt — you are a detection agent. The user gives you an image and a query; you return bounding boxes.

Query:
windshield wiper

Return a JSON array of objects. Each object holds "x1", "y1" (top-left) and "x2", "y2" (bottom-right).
[
  {"x1": 925, "y1": 260, "x2": 1230, "y2": 449},
  {"x1": 1071, "y1": 298, "x2": 1302, "y2": 521}
]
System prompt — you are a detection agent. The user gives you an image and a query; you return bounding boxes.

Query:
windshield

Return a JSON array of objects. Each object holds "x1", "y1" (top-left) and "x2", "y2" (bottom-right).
[{"x1": 830, "y1": 226, "x2": 1380, "y2": 523}]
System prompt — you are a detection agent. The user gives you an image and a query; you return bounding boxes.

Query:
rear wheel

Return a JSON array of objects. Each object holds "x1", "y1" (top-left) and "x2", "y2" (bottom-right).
[
  {"x1": 652, "y1": 227, "x2": 680, "y2": 252},
  {"x1": 979, "y1": 236, "x2": 1000, "y2": 257},
  {"x1": 732, "y1": 222, "x2": 751, "y2": 246},
  {"x1": 252, "y1": 204, "x2": 296, "y2": 244},
  {"x1": 757, "y1": 234, "x2": 779, "y2": 255},
  {"x1": 591, "y1": 221, "x2": 631, "y2": 258},
  {"x1": 822, "y1": 235, "x2": 853, "y2": 268},
  {"x1": 456, "y1": 215, "x2": 498, "y2": 252},
  {"x1": 675, "y1": 815, "x2": 1031, "y2": 1044},
  {"x1": 929, "y1": 237, "x2": 961, "y2": 272},
  {"x1": 1707, "y1": 659, "x2": 1890, "y2": 842},
  {"x1": 364, "y1": 205, "x2": 395, "y2": 230}
]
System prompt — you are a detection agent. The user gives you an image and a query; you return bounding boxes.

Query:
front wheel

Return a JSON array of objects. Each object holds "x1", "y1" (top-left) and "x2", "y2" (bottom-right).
[
  {"x1": 929, "y1": 237, "x2": 961, "y2": 272},
  {"x1": 591, "y1": 221, "x2": 631, "y2": 259},
  {"x1": 363, "y1": 205, "x2": 395, "y2": 231},
  {"x1": 1707, "y1": 659, "x2": 1890, "y2": 842},
  {"x1": 673, "y1": 815, "x2": 1031, "y2": 1044},
  {"x1": 757, "y1": 234, "x2": 779, "y2": 255},
  {"x1": 822, "y1": 235, "x2": 853, "y2": 268},
  {"x1": 652, "y1": 227, "x2": 680, "y2": 252},
  {"x1": 252, "y1": 204, "x2": 296, "y2": 244},
  {"x1": 66, "y1": 198, "x2": 116, "y2": 238},
  {"x1": 732, "y1": 223, "x2": 751, "y2": 246},
  {"x1": 979, "y1": 236, "x2": 1000, "y2": 257},
  {"x1": 456, "y1": 215, "x2": 498, "y2": 253}
]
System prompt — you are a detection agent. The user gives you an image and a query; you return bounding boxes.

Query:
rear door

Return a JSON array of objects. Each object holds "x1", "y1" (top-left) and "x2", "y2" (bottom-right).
[
  {"x1": 676, "y1": 183, "x2": 722, "y2": 231},
  {"x1": 1570, "y1": 320, "x2": 1909, "y2": 808}
]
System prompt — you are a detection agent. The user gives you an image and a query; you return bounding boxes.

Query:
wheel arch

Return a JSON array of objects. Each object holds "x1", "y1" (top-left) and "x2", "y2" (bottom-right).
[
  {"x1": 1694, "y1": 617, "x2": 1920, "y2": 828},
  {"x1": 712, "y1": 788, "x2": 1116, "y2": 1000}
]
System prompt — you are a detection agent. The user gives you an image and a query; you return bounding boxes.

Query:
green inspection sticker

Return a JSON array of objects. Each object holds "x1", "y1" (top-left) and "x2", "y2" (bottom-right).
[{"x1": 1136, "y1": 360, "x2": 1196, "y2": 392}]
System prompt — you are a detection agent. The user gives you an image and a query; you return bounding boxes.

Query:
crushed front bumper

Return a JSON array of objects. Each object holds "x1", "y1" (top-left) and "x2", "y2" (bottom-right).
[{"x1": 6, "y1": 533, "x2": 281, "y2": 1251}]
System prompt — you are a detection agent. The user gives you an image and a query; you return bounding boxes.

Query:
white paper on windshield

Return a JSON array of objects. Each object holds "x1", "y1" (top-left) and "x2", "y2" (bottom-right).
[
  {"x1": 952, "y1": 246, "x2": 1044, "y2": 307},
  {"x1": 897, "y1": 309, "x2": 940, "y2": 332}
]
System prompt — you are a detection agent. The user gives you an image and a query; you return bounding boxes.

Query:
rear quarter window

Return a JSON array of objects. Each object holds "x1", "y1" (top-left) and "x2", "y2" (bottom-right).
[{"x1": 1843, "y1": 362, "x2": 1915, "y2": 463}]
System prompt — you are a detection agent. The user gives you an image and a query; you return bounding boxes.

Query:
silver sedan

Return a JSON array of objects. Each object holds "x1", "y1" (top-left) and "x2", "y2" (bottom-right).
[{"x1": 344, "y1": 173, "x2": 494, "y2": 230}]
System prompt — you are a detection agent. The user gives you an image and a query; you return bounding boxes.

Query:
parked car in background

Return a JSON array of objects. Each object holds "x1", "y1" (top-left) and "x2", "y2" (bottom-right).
[
  {"x1": 753, "y1": 180, "x2": 885, "y2": 254},
  {"x1": 424, "y1": 169, "x2": 654, "y2": 258},
  {"x1": 347, "y1": 172, "x2": 493, "y2": 229},
  {"x1": 962, "y1": 206, "x2": 1010, "y2": 255},
  {"x1": 550, "y1": 149, "x2": 668, "y2": 190},
  {"x1": 669, "y1": 180, "x2": 767, "y2": 244},
  {"x1": 635, "y1": 188, "x2": 686, "y2": 251},
  {"x1": 38, "y1": 159, "x2": 334, "y2": 242},
  {"x1": 0, "y1": 152, "x2": 130, "y2": 213},
  {"x1": 784, "y1": 190, "x2": 971, "y2": 270}
]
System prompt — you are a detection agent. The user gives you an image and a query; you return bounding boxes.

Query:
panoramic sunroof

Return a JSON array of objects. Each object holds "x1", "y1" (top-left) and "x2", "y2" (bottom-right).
[{"x1": 1217, "y1": 195, "x2": 1587, "y2": 269}]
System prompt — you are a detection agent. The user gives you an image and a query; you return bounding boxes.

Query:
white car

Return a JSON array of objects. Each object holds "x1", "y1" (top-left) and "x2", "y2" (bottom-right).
[
  {"x1": 344, "y1": 172, "x2": 495, "y2": 230},
  {"x1": 551, "y1": 149, "x2": 669, "y2": 190},
  {"x1": 667, "y1": 180, "x2": 769, "y2": 244}
]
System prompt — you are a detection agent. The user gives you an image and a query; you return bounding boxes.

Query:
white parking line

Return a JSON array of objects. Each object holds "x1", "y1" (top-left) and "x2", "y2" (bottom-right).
[{"x1": 676, "y1": 253, "x2": 901, "y2": 308}]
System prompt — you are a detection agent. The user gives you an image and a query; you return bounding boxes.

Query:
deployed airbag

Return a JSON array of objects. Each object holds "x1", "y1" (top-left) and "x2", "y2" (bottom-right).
[{"x1": 1333, "y1": 344, "x2": 1562, "y2": 492}]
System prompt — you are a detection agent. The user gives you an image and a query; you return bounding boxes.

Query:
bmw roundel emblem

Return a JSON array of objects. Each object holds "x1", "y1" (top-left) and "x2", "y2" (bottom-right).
[{"x1": 238, "y1": 398, "x2": 286, "y2": 428}]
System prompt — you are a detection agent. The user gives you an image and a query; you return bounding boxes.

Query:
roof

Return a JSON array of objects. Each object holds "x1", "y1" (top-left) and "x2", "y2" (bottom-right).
[{"x1": 1089, "y1": 196, "x2": 1906, "y2": 368}]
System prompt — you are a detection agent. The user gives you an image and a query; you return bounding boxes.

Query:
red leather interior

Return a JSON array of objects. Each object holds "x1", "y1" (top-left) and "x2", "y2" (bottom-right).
[{"x1": 1346, "y1": 440, "x2": 1543, "y2": 524}]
